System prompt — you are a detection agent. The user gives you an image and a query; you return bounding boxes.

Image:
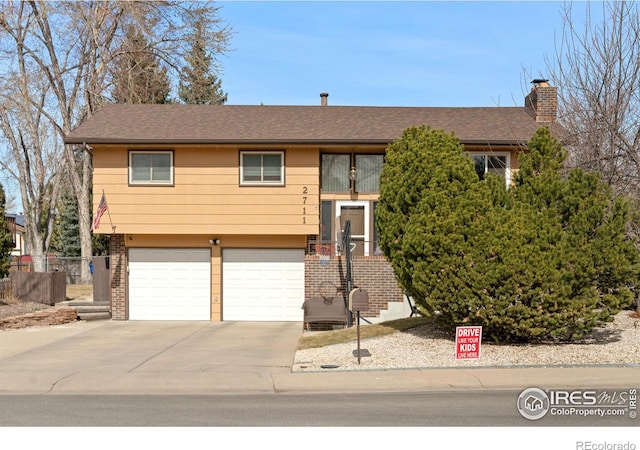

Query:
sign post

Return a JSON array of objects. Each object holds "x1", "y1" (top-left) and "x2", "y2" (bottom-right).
[
  {"x1": 455, "y1": 326, "x2": 482, "y2": 360},
  {"x1": 349, "y1": 288, "x2": 369, "y2": 364}
]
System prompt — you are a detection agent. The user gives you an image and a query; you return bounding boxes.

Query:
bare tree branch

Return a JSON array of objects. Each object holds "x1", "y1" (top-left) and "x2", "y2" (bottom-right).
[
  {"x1": 548, "y1": 1, "x2": 640, "y2": 198},
  {"x1": 0, "y1": 1, "x2": 231, "y2": 278}
]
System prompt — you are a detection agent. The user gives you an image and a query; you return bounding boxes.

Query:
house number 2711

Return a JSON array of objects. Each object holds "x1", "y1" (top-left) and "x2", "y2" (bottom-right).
[{"x1": 302, "y1": 186, "x2": 308, "y2": 223}]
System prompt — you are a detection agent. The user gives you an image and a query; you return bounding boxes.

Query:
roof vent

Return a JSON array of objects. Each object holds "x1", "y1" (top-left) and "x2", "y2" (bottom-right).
[{"x1": 320, "y1": 92, "x2": 329, "y2": 106}]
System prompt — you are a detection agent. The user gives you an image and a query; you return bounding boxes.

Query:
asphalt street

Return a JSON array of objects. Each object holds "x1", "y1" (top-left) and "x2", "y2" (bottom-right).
[
  {"x1": 0, "y1": 320, "x2": 638, "y2": 396},
  {"x1": 1, "y1": 320, "x2": 638, "y2": 449}
]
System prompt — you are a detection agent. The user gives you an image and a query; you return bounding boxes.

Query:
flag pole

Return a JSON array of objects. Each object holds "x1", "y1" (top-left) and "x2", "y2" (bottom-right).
[{"x1": 103, "y1": 189, "x2": 116, "y2": 233}]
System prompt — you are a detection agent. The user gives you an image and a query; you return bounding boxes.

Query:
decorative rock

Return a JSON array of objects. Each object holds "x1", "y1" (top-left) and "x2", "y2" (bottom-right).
[{"x1": 0, "y1": 307, "x2": 78, "y2": 330}]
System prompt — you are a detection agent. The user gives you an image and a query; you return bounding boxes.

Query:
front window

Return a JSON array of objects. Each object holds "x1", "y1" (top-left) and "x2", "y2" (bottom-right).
[
  {"x1": 129, "y1": 151, "x2": 173, "y2": 184},
  {"x1": 321, "y1": 154, "x2": 350, "y2": 192},
  {"x1": 321, "y1": 201, "x2": 333, "y2": 244},
  {"x1": 355, "y1": 154, "x2": 384, "y2": 193},
  {"x1": 471, "y1": 154, "x2": 509, "y2": 183},
  {"x1": 240, "y1": 151, "x2": 284, "y2": 185},
  {"x1": 321, "y1": 153, "x2": 384, "y2": 193}
]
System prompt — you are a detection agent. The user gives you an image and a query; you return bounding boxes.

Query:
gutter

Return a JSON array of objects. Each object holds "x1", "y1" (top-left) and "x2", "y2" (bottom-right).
[{"x1": 63, "y1": 138, "x2": 530, "y2": 146}]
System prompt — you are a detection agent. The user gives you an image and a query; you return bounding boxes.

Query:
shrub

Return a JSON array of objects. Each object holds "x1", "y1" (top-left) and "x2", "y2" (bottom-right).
[{"x1": 376, "y1": 126, "x2": 639, "y2": 342}]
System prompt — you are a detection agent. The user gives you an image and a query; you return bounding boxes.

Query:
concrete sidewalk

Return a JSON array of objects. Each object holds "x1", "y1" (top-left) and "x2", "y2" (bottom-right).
[{"x1": 0, "y1": 320, "x2": 638, "y2": 395}]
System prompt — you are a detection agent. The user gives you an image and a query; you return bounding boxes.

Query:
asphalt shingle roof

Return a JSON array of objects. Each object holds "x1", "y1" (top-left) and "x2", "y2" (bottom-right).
[{"x1": 64, "y1": 104, "x2": 556, "y2": 146}]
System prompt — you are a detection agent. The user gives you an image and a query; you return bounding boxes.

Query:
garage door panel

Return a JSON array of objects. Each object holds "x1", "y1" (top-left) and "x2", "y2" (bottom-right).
[
  {"x1": 129, "y1": 248, "x2": 210, "y2": 263},
  {"x1": 223, "y1": 249, "x2": 304, "y2": 321},
  {"x1": 129, "y1": 249, "x2": 211, "y2": 321}
]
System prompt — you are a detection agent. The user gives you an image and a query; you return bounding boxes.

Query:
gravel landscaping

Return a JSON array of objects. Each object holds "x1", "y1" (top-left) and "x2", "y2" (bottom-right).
[{"x1": 293, "y1": 310, "x2": 640, "y2": 372}]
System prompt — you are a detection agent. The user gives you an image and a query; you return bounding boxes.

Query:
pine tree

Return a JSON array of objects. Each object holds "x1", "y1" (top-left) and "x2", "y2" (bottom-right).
[
  {"x1": 178, "y1": 14, "x2": 227, "y2": 104},
  {"x1": 55, "y1": 190, "x2": 109, "y2": 257},
  {"x1": 376, "y1": 126, "x2": 640, "y2": 342},
  {"x1": 54, "y1": 189, "x2": 81, "y2": 257},
  {"x1": 110, "y1": 26, "x2": 171, "y2": 104},
  {"x1": 0, "y1": 185, "x2": 14, "y2": 278},
  {"x1": 376, "y1": 125, "x2": 485, "y2": 301}
]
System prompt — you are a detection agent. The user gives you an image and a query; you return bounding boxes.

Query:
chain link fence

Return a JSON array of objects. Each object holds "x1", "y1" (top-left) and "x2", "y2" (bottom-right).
[{"x1": 10, "y1": 256, "x2": 93, "y2": 285}]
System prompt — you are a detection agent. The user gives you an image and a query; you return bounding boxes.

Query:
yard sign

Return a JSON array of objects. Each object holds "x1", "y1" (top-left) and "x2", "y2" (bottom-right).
[{"x1": 455, "y1": 326, "x2": 482, "y2": 359}]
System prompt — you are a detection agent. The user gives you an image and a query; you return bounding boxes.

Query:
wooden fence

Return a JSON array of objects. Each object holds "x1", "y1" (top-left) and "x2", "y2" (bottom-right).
[
  {"x1": 10, "y1": 271, "x2": 66, "y2": 305},
  {"x1": 0, "y1": 278, "x2": 10, "y2": 301},
  {"x1": 92, "y1": 256, "x2": 111, "y2": 303}
]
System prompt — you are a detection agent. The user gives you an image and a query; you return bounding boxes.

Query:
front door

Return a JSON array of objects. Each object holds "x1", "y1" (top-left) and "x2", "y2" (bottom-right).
[{"x1": 336, "y1": 201, "x2": 369, "y2": 256}]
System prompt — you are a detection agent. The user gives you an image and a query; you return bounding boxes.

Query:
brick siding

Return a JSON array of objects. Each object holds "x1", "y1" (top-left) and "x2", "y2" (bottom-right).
[
  {"x1": 109, "y1": 234, "x2": 126, "y2": 320},
  {"x1": 525, "y1": 85, "x2": 557, "y2": 123},
  {"x1": 305, "y1": 255, "x2": 404, "y2": 318},
  {"x1": 107, "y1": 239, "x2": 403, "y2": 321}
]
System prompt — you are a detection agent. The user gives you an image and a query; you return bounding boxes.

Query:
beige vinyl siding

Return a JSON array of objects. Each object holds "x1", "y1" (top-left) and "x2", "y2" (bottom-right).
[
  {"x1": 92, "y1": 145, "x2": 320, "y2": 235},
  {"x1": 93, "y1": 144, "x2": 523, "y2": 236}
]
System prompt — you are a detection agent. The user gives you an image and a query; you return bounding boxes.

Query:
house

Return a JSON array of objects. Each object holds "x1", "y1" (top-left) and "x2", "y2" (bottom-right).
[
  {"x1": 64, "y1": 81, "x2": 561, "y2": 322},
  {"x1": 5, "y1": 214, "x2": 26, "y2": 258}
]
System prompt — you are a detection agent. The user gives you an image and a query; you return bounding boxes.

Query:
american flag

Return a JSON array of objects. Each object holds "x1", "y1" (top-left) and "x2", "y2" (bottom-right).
[{"x1": 92, "y1": 192, "x2": 108, "y2": 231}]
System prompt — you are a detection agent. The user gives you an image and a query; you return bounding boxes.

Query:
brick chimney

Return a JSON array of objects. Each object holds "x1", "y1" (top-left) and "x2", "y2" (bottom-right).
[
  {"x1": 524, "y1": 79, "x2": 557, "y2": 122},
  {"x1": 320, "y1": 92, "x2": 329, "y2": 106}
]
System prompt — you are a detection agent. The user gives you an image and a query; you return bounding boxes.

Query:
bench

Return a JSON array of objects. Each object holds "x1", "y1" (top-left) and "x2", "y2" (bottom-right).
[{"x1": 302, "y1": 297, "x2": 348, "y2": 331}]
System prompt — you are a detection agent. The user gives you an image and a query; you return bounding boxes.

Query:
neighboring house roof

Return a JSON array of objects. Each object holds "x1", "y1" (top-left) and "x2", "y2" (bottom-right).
[
  {"x1": 5, "y1": 214, "x2": 25, "y2": 230},
  {"x1": 64, "y1": 104, "x2": 560, "y2": 147}
]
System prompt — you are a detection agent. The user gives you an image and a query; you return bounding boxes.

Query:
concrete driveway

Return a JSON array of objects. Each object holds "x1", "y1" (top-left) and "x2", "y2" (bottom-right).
[
  {"x1": 0, "y1": 320, "x2": 302, "y2": 394},
  {"x1": 3, "y1": 320, "x2": 640, "y2": 396}
]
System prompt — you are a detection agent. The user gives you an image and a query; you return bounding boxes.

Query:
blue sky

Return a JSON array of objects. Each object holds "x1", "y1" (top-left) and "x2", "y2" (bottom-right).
[{"x1": 216, "y1": 1, "x2": 583, "y2": 107}]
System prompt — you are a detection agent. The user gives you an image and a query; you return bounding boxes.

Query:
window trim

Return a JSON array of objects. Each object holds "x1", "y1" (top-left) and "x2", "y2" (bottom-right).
[
  {"x1": 239, "y1": 150, "x2": 285, "y2": 186},
  {"x1": 129, "y1": 150, "x2": 174, "y2": 186}
]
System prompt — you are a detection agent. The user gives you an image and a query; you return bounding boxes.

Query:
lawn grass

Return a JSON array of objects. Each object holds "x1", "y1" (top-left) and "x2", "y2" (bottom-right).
[{"x1": 297, "y1": 316, "x2": 433, "y2": 350}]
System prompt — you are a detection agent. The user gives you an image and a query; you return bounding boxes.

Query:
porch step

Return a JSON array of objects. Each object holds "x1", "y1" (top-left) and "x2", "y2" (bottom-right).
[
  {"x1": 76, "y1": 311, "x2": 112, "y2": 321},
  {"x1": 67, "y1": 300, "x2": 111, "y2": 321}
]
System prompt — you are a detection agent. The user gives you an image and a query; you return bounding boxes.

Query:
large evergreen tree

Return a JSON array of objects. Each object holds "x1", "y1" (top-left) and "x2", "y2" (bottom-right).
[
  {"x1": 0, "y1": 185, "x2": 14, "y2": 278},
  {"x1": 110, "y1": 26, "x2": 171, "y2": 104},
  {"x1": 54, "y1": 189, "x2": 81, "y2": 257},
  {"x1": 178, "y1": 11, "x2": 228, "y2": 104},
  {"x1": 53, "y1": 185, "x2": 109, "y2": 258},
  {"x1": 377, "y1": 126, "x2": 639, "y2": 342}
]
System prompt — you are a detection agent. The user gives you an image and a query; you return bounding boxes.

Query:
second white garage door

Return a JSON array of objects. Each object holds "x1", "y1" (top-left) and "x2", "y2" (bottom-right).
[
  {"x1": 222, "y1": 249, "x2": 304, "y2": 321},
  {"x1": 128, "y1": 248, "x2": 211, "y2": 320}
]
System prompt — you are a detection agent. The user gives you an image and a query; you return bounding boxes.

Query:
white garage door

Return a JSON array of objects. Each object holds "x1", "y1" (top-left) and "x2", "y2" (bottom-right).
[
  {"x1": 223, "y1": 249, "x2": 304, "y2": 321},
  {"x1": 128, "y1": 248, "x2": 211, "y2": 320}
]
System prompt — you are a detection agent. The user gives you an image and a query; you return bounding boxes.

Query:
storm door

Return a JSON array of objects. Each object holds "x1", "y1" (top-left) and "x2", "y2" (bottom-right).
[{"x1": 336, "y1": 201, "x2": 369, "y2": 256}]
